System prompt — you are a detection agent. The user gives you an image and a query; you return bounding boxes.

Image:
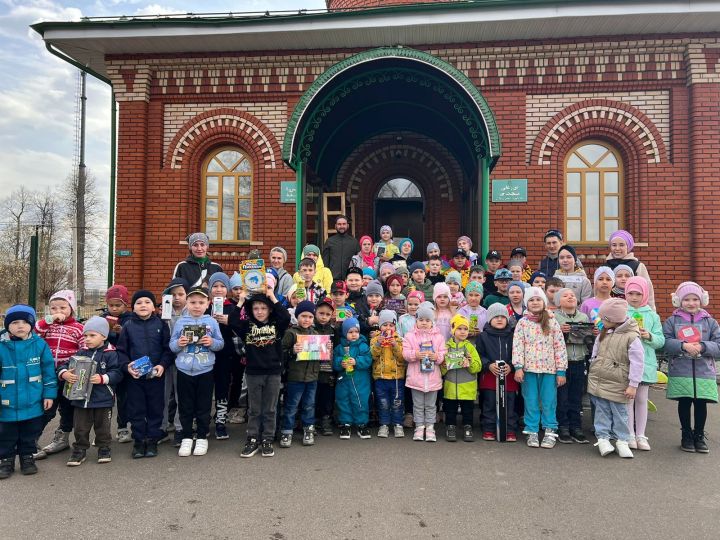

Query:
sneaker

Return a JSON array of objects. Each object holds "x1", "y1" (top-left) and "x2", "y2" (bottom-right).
[
  {"x1": 131, "y1": 441, "x2": 146, "y2": 459},
  {"x1": 595, "y1": 438, "x2": 614, "y2": 457},
  {"x1": 97, "y1": 447, "x2": 112, "y2": 463},
  {"x1": 694, "y1": 431, "x2": 710, "y2": 454},
  {"x1": 570, "y1": 428, "x2": 589, "y2": 444},
  {"x1": 541, "y1": 429, "x2": 558, "y2": 449},
  {"x1": 157, "y1": 430, "x2": 170, "y2": 444},
  {"x1": 506, "y1": 432, "x2": 517, "y2": 442},
  {"x1": 32, "y1": 448, "x2": 47, "y2": 460},
  {"x1": 413, "y1": 425, "x2": 425, "y2": 441},
  {"x1": 526, "y1": 433, "x2": 540, "y2": 448},
  {"x1": 615, "y1": 440, "x2": 634, "y2": 458},
  {"x1": 42, "y1": 429, "x2": 70, "y2": 455},
  {"x1": 193, "y1": 439, "x2": 209, "y2": 456},
  {"x1": 279, "y1": 433, "x2": 292, "y2": 448},
  {"x1": 173, "y1": 431, "x2": 184, "y2": 448},
  {"x1": 178, "y1": 438, "x2": 194, "y2": 457},
  {"x1": 681, "y1": 429, "x2": 696, "y2": 452},
  {"x1": 0, "y1": 458, "x2": 15, "y2": 479},
  {"x1": 557, "y1": 428, "x2": 573, "y2": 444},
  {"x1": 425, "y1": 426, "x2": 437, "y2": 443},
  {"x1": 303, "y1": 426, "x2": 315, "y2": 446},
  {"x1": 320, "y1": 416, "x2": 334, "y2": 436},
  {"x1": 636, "y1": 436, "x2": 651, "y2": 451},
  {"x1": 19, "y1": 455, "x2": 37, "y2": 475},
  {"x1": 215, "y1": 423, "x2": 229, "y2": 440},
  {"x1": 394, "y1": 425, "x2": 405, "y2": 438},
  {"x1": 144, "y1": 440, "x2": 158, "y2": 458},
  {"x1": 67, "y1": 448, "x2": 87, "y2": 467},
  {"x1": 463, "y1": 425, "x2": 474, "y2": 442},
  {"x1": 628, "y1": 437, "x2": 638, "y2": 449},
  {"x1": 227, "y1": 408, "x2": 247, "y2": 424},
  {"x1": 339, "y1": 425, "x2": 351, "y2": 439},
  {"x1": 117, "y1": 428, "x2": 133, "y2": 443},
  {"x1": 357, "y1": 426, "x2": 371, "y2": 439},
  {"x1": 445, "y1": 425, "x2": 457, "y2": 442},
  {"x1": 482, "y1": 431, "x2": 495, "y2": 441},
  {"x1": 240, "y1": 437, "x2": 259, "y2": 458},
  {"x1": 403, "y1": 413, "x2": 414, "y2": 428},
  {"x1": 261, "y1": 439, "x2": 274, "y2": 457},
  {"x1": 377, "y1": 425, "x2": 390, "y2": 438}
]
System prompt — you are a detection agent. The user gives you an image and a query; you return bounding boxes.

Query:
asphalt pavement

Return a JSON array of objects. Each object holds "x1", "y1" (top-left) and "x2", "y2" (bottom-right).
[{"x1": 1, "y1": 387, "x2": 718, "y2": 539}]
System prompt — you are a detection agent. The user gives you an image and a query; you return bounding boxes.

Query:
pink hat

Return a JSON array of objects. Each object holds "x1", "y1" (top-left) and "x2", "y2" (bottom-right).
[
  {"x1": 672, "y1": 281, "x2": 709, "y2": 307},
  {"x1": 598, "y1": 298, "x2": 629, "y2": 324},
  {"x1": 265, "y1": 273, "x2": 277, "y2": 290},
  {"x1": 609, "y1": 230, "x2": 635, "y2": 251},
  {"x1": 359, "y1": 235, "x2": 373, "y2": 246},
  {"x1": 50, "y1": 289, "x2": 78, "y2": 314},
  {"x1": 624, "y1": 276, "x2": 649, "y2": 307},
  {"x1": 407, "y1": 290, "x2": 425, "y2": 303},
  {"x1": 433, "y1": 282, "x2": 451, "y2": 301}
]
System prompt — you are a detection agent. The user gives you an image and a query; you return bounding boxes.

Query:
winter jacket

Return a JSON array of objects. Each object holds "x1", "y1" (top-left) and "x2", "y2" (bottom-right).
[
  {"x1": 538, "y1": 255, "x2": 559, "y2": 278},
  {"x1": 282, "y1": 326, "x2": 322, "y2": 383},
  {"x1": 370, "y1": 334, "x2": 406, "y2": 380},
  {"x1": 0, "y1": 334, "x2": 57, "y2": 422},
  {"x1": 169, "y1": 315, "x2": 224, "y2": 376},
  {"x1": 274, "y1": 267, "x2": 294, "y2": 299},
  {"x1": 554, "y1": 310, "x2": 591, "y2": 363},
  {"x1": 293, "y1": 253, "x2": 333, "y2": 293},
  {"x1": 512, "y1": 316, "x2": 568, "y2": 376},
  {"x1": 627, "y1": 305, "x2": 664, "y2": 383},
  {"x1": 588, "y1": 318, "x2": 644, "y2": 403},
  {"x1": 402, "y1": 279, "x2": 435, "y2": 300},
  {"x1": 554, "y1": 269, "x2": 592, "y2": 304},
  {"x1": 59, "y1": 345, "x2": 122, "y2": 409},
  {"x1": 333, "y1": 336, "x2": 372, "y2": 425},
  {"x1": 205, "y1": 301, "x2": 241, "y2": 369},
  {"x1": 440, "y1": 338, "x2": 481, "y2": 400},
  {"x1": 333, "y1": 336, "x2": 372, "y2": 374},
  {"x1": 663, "y1": 309, "x2": 720, "y2": 402},
  {"x1": 116, "y1": 314, "x2": 174, "y2": 373},
  {"x1": 476, "y1": 323, "x2": 519, "y2": 392},
  {"x1": 402, "y1": 327, "x2": 447, "y2": 392},
  {"x1": 323, "y1": 232, "x2": 360, "y2": 281},
  {"x1": 228, "y1": 298, "x2": 290, "y2": 376},
  {"x1": 347, "y1": 290, "x2": 371, "y2": 335},
  {"x1": 605, "y1": 254, "x2": 655, "y2": 310},
  {"x1": 34, "y1": 317, "x2": 85, "y2": 368},
  {"x1": 483, "y1": 293, "x2": 509, "y2": 309},
  {"x1": 173, "y1": 256, "x2": 223, "y2": 289}
]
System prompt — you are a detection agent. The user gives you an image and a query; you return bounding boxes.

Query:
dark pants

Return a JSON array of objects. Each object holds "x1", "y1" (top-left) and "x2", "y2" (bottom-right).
[
  {"x1": 246, "y1": 373, "x2": 281, "y2": 441},
  {"x1": 42, "y1": 393, "x2": 73, "y2": 433},
  {"x1": 0, "y1": 417, "x2": 44, "y2": 459},
  {"x1": 281, "y1": 381, "x2": 317, "y2": 433},
  {"x1": 404, "y1": 386, "x2": 413, "y2": 414},
  {"x1": 315, "y1": 372, "x2": 335, "y2": 419},
  {"x1": 73, "y1": 407, "x2": 112, "y2": 450},
  {"x1": 481, "y1": 390, "x2": 519, "y2": 433},
  {"x1": 443, "y1": 398, "x2": 474, "y2": 426},
  {"x1": 126, "y1": 376, "x2": 165, "y2": 442},
  {"x1": 556, "y1": 362, "x2": 586, "y2": 430},
  {"x1": 213, "y1": 352, "x2": 233, "y2": 425},
  {"x1": 177, "y1": 370, "x2": 214, "y2": 439},
  {"x1": 228, "y1": 359, "x2": 246, "y2": 409},
  {"x1": 115, "y1": 377, "x2": 129, "y2": 429},
  {"x1": 678, "y1": 398, "x2": 708, "y2": 432},
  {"x1": 375, "y1": 378, "x2": 405, "y2": 426}
]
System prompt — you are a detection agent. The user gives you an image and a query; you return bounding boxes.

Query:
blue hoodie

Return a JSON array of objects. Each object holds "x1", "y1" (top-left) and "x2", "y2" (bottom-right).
[{"x1": 169, "y1": 314, "x2": 224, "y2": 376}]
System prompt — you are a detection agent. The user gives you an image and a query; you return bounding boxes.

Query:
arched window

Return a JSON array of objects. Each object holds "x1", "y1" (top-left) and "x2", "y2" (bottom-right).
[
  {"x1": 564, "y1": 141, "x2": 623, "y2": 243},
  {"x1": 202, "y1": 147, "x2": 253, "y2": 242},
  {"x1": 377, "y1": 177, "x2": 422, "y2": 199}
]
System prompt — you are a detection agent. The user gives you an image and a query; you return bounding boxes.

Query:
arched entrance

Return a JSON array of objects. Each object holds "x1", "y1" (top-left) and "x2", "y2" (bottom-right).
[
  {"x1": 283, "y1": 47, "x2": 501, "y2": 263},
  {"x1": 375, "y1": 178, "x2": 424, "y2": 261}
]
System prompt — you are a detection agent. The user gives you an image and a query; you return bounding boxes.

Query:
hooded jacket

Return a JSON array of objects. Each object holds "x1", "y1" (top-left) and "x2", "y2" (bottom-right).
[
  {"x1": 588, "y1": 318, "x2": 644, "y2": 403},
  {"x1": 292, "y1": 253, "x2": 333, "y2": 292},
  {"x1": 627, "y1": 304, "x2": 664, "y2": 383},
  {"x1": 173, "y1": 255, "x2": 224, "y2": 288},
  {"x1": 554, "y1": 269, "x2": 592, "y2": 304},
  {"x1": 282, "y1": 325, "x2": 322, "y2": 383},
  {"x1": 512, "y1": 315, "x2": 568, "y2": 376},
  {"x1": 476, "y1": 322, "x2": 519, "y2": 392},
  {"x1": 59, "y1": 345, "x2": 123, "y2": 409},
  {"x1": 402, "y1": 326, "x2": 447, "y2": 392},
  {"x1": 116, "y1": 313, "x2": 174, "y2": 372},
  {"x1": 169, "y1": 314, "x2": 225, "y2": 376},
  {"x1": 370, "y1": 334, "x2": 406, "y2": 380},
  {"x1": 440, "y1": 338, "x2": 481, "y2": 400}
]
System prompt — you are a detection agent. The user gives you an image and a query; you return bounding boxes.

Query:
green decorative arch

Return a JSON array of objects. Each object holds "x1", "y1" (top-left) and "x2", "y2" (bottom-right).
[{"x1": 282, "y1": 46, "x2": 501, "y2": 167}]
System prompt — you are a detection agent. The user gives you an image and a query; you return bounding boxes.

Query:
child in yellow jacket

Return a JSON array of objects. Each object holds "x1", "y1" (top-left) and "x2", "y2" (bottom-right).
[{"x1": 370, "y1": 310, "x2": 406, "y2": 438}]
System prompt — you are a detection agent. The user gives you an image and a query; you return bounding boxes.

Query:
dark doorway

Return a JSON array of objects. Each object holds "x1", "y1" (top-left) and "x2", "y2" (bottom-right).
[{"x1": 374, "y1": 178, "x2": 424, "y2": 262}]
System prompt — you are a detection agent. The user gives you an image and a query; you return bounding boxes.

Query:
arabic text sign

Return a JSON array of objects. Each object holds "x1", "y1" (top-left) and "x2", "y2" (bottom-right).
[
  {"x1": 280, "y1": 182, "x2": 296, "y2": 203},
  {"x1": 492, "y1": 179, "x2": 528, "y2": 203}
]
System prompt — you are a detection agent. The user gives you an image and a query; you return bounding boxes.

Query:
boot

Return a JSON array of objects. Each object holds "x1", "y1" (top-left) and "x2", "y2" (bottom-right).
[
  {"x1": 694, "y1": 430, "x2": 709, "y2": 454},
  {"x1": 145, "y1": 440, "x2": 159, "y2": 458},
  {"x1": 33, "y1": 437, "x2": 47, "y2": 460},
  {"x1": 681, "y1": 429, "x2": 696, "y2": 452},
  {"x1": 42, "y1": 429, "x2": 70, "y2": 455},
  {"x1": 320, "y1": 416, "x2": 334, "y2": 436},
  {"x1": 20, "y1": 455, "x2": 38, "y2": 475},
  {"x1": 0, "y1": 458, "x2": 14, "y2": 479},
  {"x1": 131, "y1": 440, "x2": 146, "y2": 459}
]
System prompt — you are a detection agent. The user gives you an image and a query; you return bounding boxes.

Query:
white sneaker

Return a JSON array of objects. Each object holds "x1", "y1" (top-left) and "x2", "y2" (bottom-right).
[
  {"x1": 636, "y1": 436, "x2": 651, "y2": 451},
  {"x1": 193, "y1": 439, "x2": 209, "y2": 456},
  {"x1": 425, "y1": 426, "x2": 437, "y2": 442},
  {"x1": 595, "y1": 438, "x2": 614, "y2": 457},
  {"x1": 178, "y1": 438, "x2": 194, "y2": 457},
  {"x1": 628, "y1": 437, "x2": 638, "y2": 449},
  {"x1": 615, "y1": 440, "x2": 634, "y2": 458},
  {"x1": 394, "y1": 425, "x2": 405, "y2": 438},
  {"x1": 413, "y1": 425, "x2": 425, "y2": 441},
  {"x1": 377, "y1": 425, "x2": 389, "y2": 438},
  {"x1": 117, "y1": 428, "x2": 132, "y2": 444},
  {"x1": 541, "y1": 429, "x2": 558, "y2": 449}
]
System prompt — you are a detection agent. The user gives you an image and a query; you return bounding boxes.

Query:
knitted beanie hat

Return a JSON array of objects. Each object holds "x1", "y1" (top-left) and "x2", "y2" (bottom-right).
[
  {"x1": 362, "y1": 267, "x2": 377, "y2": 279},
  {"x1": 4, "y1": 304, "x2": 36, "y2": 330},
  {"x1": 486, "y1": 302, "x2": 510, "y2": 323},
  {"x1": 208, "y1": 272, "x2": 230, "y2": 291},
  {"x1": 105, "y1": 284, "x2": 130, "y2": 305},
  {"x1": 406, "y1": 290, "x2": 425, "y2": 304},
  {"x1": 270, "y1": 246, "x2": 288, "y2": 262},
  {"x1": 50, "y1": 289, "x2": 78, "y2": 314},
  {"x1": 132, "y1": 289, "x2": 157, "y2": 307},
  {"x1": 229, "y1": 272, "x2": 243, "y2": 289},
  {"x1": 426, "y1": 242, "x2": 440, "y2": 254},
  {"x1": 385, "y1": 274, "x2": 404, "y2": 290},
  {"x1": 365, "y1": 280, "x2": 384, "y2": 297},
  {"x1": 593, "y1": 266, "x2": 616, "y2": 285},
  {"x1": 417, "y1": 302, "x2": 436, "y2": 322},
  {"x1": 342, "y1": 317, "x2": 360, "y2": 336},
  {"x1": 523, "y1": 286, "x2": 548, "y2": 306},
  {"x1": 613, "y1": 264, "x2": 635, "y2": 277},
  {"x1": 445, "y1": 271, "x2": 462, "y2": 285},
  {"x1": 464, "y1": 281, "x2": 484, "y2": 296},
  {"x1": 450, "y1": 314, "x2": 469, "y2": 333},
  {"x1": 558, "y1": 245, "x2": 578, "y2": 262},
  {"x1": 598, "y1": 298, "x2": 629, "y2": 324},
  {"x1": 188, "y1": 232, "x2": 209, "y2": 246},
  {"x1": 433, "y1": 282, "x2": 451, "y2": 301},
  {"x1": 379, "y1": 309, "x2": 397, "y2": 327},
  {"x1": 83, "y1": 316, "x2": 109, "y2": 338},
  {"x1": 409, "y1": 261, "x2": 426, "y2": 274},
  {"x1": 295, "y1": 300, "x2": 316, "y2": 319}
]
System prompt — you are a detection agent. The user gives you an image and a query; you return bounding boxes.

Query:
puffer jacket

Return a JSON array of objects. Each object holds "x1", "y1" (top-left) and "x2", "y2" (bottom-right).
[
  {"x1": 173, "y1": 255, "x2": 223, "y2": 288},
  {"x1": 476, "y1": 322, "x2": 519, "y2": 392},
  {"x1": 440, "y1": 338, "x2": 481, "y2": 400},
  {"x1": 116, "y1": 313, "x2": 174, "y2": 372},
  {"x1": 58, "y1": 345, "x2": 123, "y2": 409},
  {"x1": 402, "y1": 326, "x2": 447, "y2": 392},
  {"x1": 282, "y1": 325, "x2": 322, "y2": 383},
  {"x1": 370, "y1": 334, "x2": 406, "y2": 380},
  {"x1": 0, "y1": 334, "x2": 57, "y2": 422},
  {"x1": 627, "y1": 304, "x2": 664, "y2": 383}
]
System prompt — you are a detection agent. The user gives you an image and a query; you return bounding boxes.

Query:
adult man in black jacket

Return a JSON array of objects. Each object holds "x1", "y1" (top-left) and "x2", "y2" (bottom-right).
[{"x1": 322, "y1": 215, "x2": 360, "y2": 281}]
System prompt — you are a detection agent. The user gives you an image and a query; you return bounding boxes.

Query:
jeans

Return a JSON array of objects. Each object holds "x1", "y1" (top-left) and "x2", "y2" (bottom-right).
[
  {"x1": 177, "y1": 370, "x2": 215, "y2": 439},
  {"x1": 281, "y1": 381, "x2": 317, "y2": 433},
  {"x1": 480, "y1": 390, "x2": 518, "y2": 433},
  {"x1": 375, "y1": 379, "x2": 405, "y2": 426},
  {"x1": 591, "y1": 395, "x2": 630, "y2": 442},
  {"x1": 556, "y1": 362, "x2": 586, "y2": 430},
  {"x1": 411, "y1": 389, "x2": 437, "y2": 426},
  {"x1": 0, "y1": 417, "x2": 44, "y2": 459},
  {"x1": 246, "y1": 373, "x2": 282, "y2": 441},
  {"x1": 521, "y1": 372, "x2": 558, "y2": 433},
  {"x1": 73, "y1": 407, "x2": 112, "y2": 450}
]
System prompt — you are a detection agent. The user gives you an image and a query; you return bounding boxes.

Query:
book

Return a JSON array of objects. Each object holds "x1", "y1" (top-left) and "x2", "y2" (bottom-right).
[
  {"x1": 240, "y1": 259, "x2": 266, "y2": 293},
  {"x1": 384, "y1": 298, "x2": 406, "y2": 315},
  {"x1": 444, "y1": 348, "x2": 466, "y2": 370},
  {"x1": 63, "y1": 356, "x2": 97, "y2": 402},
  {"x1": 131, "y1": 356, "x2": 154, "y2": 378},
  {"x1": 296, "y1": 335, "x2": 331, "y2": 361},
  {"x1": 420, "y1": 341, "x2": 434, "y2": 372},
  {"x1": 391, "y1": 259, "x2": 408, "y2": 271},
  {"x1": 468, "y1": 314, "x2": 479, "y2": 334},
  {"x1": 183, "y1": 325, "x2": 207, "y2": 343}
]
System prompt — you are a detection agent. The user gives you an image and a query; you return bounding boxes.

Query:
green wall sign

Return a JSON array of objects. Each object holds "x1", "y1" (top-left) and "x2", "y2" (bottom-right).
[
  {"x1": 280, "y1": 181, "x2": 296, "y2": 203},
  {"x1": 492, "y1": 179, "x2": 528, "y2": 203},
  {"x1": 116, "y1": 249, "x2": 132, "y2": 257}
]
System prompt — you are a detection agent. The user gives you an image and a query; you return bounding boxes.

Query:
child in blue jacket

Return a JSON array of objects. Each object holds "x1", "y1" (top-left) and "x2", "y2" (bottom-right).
[
  {"x1": 0, "y1": 305, "x2": 57, "y2": 479},
  {"x1": 333, "y1": 318, "x2": 372, "y2": 439}
]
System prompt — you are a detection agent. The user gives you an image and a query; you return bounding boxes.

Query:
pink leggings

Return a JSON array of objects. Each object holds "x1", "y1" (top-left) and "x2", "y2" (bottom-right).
[{"x1": 627, "y1": 385, "x2": 649, "y2": 438}]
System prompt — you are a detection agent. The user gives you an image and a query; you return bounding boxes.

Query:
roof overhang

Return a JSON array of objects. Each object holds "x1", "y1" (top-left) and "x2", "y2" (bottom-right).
[{"x1": 32, "y1": 1, "x2": 720, "y2": 79}]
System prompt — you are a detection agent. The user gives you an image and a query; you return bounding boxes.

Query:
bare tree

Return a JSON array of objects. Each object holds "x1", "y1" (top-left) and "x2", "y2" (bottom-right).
[{"x1": 3, "y1": 187, "x2": 30, "y2": 261}]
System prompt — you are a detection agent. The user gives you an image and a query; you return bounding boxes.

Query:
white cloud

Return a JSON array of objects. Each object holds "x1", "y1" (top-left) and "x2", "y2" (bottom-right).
[
  {"x1": 0, "y1": 0, "x2": 82, "y2": 40},
  {"x1": 134, "y1": 4, "x2": 179, "y2": 16}
]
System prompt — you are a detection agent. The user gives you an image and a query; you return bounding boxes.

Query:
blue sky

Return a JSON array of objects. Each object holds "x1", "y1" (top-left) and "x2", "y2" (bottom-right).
[{"x1": 0, "y1": 0, "x2": 325, "y2": 201}]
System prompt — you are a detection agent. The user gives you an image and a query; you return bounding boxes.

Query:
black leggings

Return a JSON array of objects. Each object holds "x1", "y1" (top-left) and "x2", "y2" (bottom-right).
[{"x1": 677, "y1": 398, "x2": 708, "y2": 432}]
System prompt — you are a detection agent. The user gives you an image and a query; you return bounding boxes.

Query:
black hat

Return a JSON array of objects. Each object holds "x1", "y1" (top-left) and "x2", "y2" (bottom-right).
[
  {"x1": 452, "y1": 249, "x2": 468, "y2": 258},
  {"x1": 558, "y1": 244, "x2": 577, "y2": 262},
  {"x1": 485, "y1": 250, "x2": 501, "y2": 260},
  {"x1": 511, "y1": 247, "x2": 527, "y2": 257},
  {"x1": 132, "y1": 290, "x2": 157, "y2": 307},
  {"x1": 346, "y1": 266, "x2": 363, "y2": 279},
  {"x1": 187, "y1": 286, "x2": 209, "y2": 298},
  {"x1": 544, "y1": 229, "x2": 563, "y2": 241},
  {"x1": 163, "y1": 277, "x2": 190, "y2": 295}
]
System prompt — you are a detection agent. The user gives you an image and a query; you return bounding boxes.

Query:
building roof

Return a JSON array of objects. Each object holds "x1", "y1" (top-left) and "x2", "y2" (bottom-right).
[{"x1": 32, "y1": 1, "x2": 720, "y2": 79}]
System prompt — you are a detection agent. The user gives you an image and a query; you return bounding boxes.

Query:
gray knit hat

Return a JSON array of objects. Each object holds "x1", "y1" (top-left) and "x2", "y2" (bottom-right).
[
  {"x1": 486, "y1": 303, "x2": 510, "y2": 323},
  {"x1": 365, "y1": 280, "x2": 384, "y2": 297},
  {"x1": 426, "y1": 242, "x2": 440, "y2": 254},
  {"x1": 188, "y1": 232, "x2": 209, "y2": 246},
  {"x1": 84, "y1": 316, "x2": 109, "y2": 338},
  {"x1": 417, "y1": 301, "x2": 436, "y2": 322},
  {"x1": 270, "y1": 246, "x2": 288, "y2": 262},
  {"x1": 378, "y1": 309, "x2": 397, "y2": 327}
]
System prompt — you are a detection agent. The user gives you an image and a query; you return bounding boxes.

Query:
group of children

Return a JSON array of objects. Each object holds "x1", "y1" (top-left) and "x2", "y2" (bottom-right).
[{"x1": 0, "y1": 230, "x2": 718, "y2": 480}]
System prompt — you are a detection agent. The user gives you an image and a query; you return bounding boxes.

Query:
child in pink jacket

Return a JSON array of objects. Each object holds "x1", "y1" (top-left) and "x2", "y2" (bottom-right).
[{"x1": 402, "y1": 302, "x2": 447, "y2": 442}]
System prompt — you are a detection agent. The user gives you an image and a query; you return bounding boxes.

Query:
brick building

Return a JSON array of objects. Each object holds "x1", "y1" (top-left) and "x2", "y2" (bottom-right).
[{"x1": 33, "y1": 0, "x2": 720, "y2": 313}]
